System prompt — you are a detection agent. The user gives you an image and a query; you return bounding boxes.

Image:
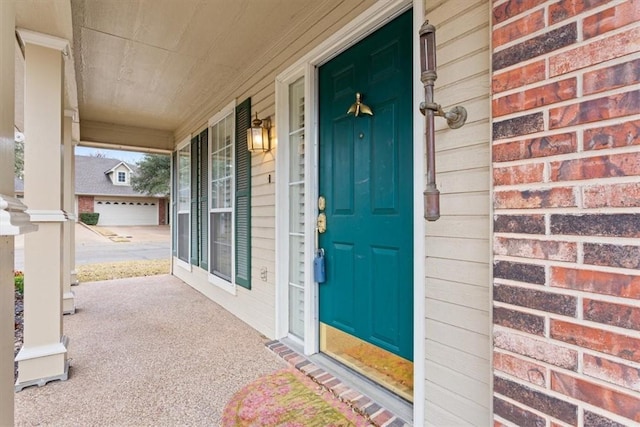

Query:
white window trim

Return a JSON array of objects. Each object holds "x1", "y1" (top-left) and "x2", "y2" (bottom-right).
[
  {"x1": 117, "y1": 171, "x2": 127, "y2": 184},
  {"x1": 175, "y1": 136, "x2": 192, "y2": 272},
  {"x1": 275, "y1": 74, "x2": 309, "y2": 345},
  {"x1": 207, "y1": 99, "x2": 237, "y2": 295},
  {"x1": 411, "y1": 5, "x2": 426, "y2": 423},
  {"x1": 274, "y1": 0, "x2": 425, "y2": 423}
]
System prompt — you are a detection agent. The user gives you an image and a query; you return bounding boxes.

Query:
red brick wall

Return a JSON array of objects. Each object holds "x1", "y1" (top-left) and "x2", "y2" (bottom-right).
[
  {"x1": 77, "y1": 195, "x2": 94, "y2": 213},
  {"x1": 491, "y1": 1, "x2": 640, "y2": 426}
]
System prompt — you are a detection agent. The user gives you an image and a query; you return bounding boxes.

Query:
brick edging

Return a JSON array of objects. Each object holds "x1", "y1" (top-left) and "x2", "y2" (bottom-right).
[{"x1": 265, "y1": 340, "x2": 410, "y2": 427}]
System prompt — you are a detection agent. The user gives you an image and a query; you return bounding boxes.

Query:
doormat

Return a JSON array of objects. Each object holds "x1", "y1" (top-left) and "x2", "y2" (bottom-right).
[{"x1": 221, "y1": 368, "x2": 372, "y2": 426}]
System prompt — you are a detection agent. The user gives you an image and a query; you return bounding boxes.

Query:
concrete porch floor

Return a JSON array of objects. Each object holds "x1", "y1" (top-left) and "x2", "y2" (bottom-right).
[{"x1": 14, "y1": 274, "x2": 286, "y2": 426}]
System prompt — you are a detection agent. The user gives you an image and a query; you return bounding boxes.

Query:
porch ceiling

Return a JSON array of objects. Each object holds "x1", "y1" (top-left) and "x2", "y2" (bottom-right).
[
  {"x1": 17, "y1": 0, "x2": 341, "y2": 151},
  {"x1": 73, "y1": 0, "x2": 333, "y2": 148}
]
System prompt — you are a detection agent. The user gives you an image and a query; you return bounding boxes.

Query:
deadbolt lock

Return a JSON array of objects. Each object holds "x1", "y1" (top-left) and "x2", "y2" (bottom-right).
[
  {"x1": 318, "y1": 196, "x2": 326, "y2": 211},
  {"x1": 317, "y1": 213, "x2": 327, "y2": 233}
]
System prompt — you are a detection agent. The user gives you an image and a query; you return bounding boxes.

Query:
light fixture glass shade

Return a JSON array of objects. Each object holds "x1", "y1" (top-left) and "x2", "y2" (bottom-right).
[{"x1": 247, "y1": 118, "x2": 271, "y2": 152}]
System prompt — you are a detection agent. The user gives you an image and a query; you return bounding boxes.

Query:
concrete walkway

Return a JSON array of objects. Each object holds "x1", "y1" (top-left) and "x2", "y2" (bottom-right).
[{"x1": 14, "y1": 275, "x2": 285, "y2": 426}]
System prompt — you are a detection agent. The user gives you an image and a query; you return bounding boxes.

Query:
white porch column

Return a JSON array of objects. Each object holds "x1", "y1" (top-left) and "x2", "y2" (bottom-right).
[
  {"x1": 1, "y1": 2, "x2": 35, "y2": 423},
  {"x1": 0, "y1": 232, "x2": 16, "y2": 425},
  {"x1": 0, "y1": 1, "x2": 17, "y2": 422},
  {"x1": 62, "y1": 111, "x2": 76, "y2": 314},
  {"x1": 70, "y1": 145, "x2": 78, "y2": 286},
  {"x1": 15, "y1": 29, "x2": 70, "y2": 391}
]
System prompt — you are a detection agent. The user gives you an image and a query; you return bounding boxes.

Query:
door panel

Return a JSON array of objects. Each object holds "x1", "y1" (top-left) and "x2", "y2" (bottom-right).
[
  {"x1": 331, "y1": 118, "x2": 355, "y2": 214},
  {"x1": 319, "y1": 10, "x2": 413, "y2": 362},
  {"x1": 331, "y1": 242, "x2": 356, "y2": 332},
  {"x1": 371, "y1": 101, "x2": 399, "y2": 213},
  {"x1": 370, "y1": 246, "x2": 401, "y2": 351}
]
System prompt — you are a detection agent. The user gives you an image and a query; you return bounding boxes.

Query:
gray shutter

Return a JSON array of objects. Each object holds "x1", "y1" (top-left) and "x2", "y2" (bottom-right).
[
  {"x1": 190, "y1": 135, "x2": 199, "y2": 266},
  {"x1": 171, "y1": 151, "x2": 177, "y2": 257},
  {"x1": 199, "y1": 128, "x2": 209, "y2": 270},
  {"x1": 235, "y1": 98, "x2": 251, "y2": 289}
]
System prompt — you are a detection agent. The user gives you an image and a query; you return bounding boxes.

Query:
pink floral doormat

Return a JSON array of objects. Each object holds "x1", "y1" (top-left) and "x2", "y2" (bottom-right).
[{"x1": 222, "y1": 368, "x2": 372, "y2": 426}]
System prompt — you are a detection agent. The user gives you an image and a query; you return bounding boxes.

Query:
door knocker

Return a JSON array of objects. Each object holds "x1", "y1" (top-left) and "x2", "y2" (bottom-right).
[{"x1": 346, "y1": 92, "x2": 373, "y2": 117}]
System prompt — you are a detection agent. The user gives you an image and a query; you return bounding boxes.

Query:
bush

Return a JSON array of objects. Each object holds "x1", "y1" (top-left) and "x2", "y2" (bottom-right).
[
  {"x1": 14, "y1": 271, "x2": 24, "y2": 294},
  {"x1": 79, "y1": 212, "x2": 100, "y2": 225}
]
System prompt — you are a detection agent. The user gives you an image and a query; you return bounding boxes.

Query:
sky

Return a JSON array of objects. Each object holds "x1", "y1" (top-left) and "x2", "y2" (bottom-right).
[{"x1": 75, "y1": 146, "x2": 146, "y2": 164}]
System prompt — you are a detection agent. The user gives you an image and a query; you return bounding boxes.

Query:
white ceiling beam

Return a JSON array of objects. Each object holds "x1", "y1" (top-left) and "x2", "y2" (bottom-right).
[{"x1": 79, "y1": 120, "x2": 174, "y2": 152}]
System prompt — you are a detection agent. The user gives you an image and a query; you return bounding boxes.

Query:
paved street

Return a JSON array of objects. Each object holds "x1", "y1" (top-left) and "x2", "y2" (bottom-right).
[{"x1": 14, "y1": 224, "x2": 170, "y2": 270}]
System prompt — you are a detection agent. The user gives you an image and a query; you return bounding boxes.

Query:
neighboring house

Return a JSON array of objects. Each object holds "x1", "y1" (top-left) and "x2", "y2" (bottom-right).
[
  {"x1": 74, "y1": 156, "x2": 168, "y2": 226},
  {"x1": 4, "y1": 1, "x2": 639, "y2": 426},
  {"x1": 15, "y1": 156, "x2": 168, "y2": 226}
]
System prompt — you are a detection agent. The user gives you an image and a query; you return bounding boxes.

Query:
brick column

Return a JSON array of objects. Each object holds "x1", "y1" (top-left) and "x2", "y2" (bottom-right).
[
  {"x1": 491, "y1": 1, "x2": 640, "y2": 426},
  {"x1": 159, "y1": 198, "x2": 167, "y2": 225},
  {"x1": 78, "y1": 195, "x2": 94, "y2": 214},
  {"x1": 62, "y1": 111, "x2": 76, "y2": 314},
  {"x1": 14, "y1": 29, "x2": 70, "y2": 391}
]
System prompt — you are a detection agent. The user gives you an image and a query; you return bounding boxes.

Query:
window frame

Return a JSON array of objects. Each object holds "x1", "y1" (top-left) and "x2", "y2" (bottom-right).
[
  {"x1": 175, "y1": 136, "x2": 192, "y2": 271},
  {"x1": 286, "y1": 76, "x2": 306, "y2": 341},
  {"x1": 117, "y1": 171, "x2": 127, "y2": 183},
  {"x1": 275, "y1": 68, "x2": 314, "y2": 349},
  {"x1": 207, "y1": 100, "x2": 237, "y2": 294}
]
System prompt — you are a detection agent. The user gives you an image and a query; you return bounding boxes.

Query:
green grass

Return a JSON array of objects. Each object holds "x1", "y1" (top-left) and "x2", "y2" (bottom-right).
[
  {"x1": 14, "y1": 271, "x2": 24, "y2": 294},
  {"x1": 76, "y1": 259, "x2": 170, "y2": 282}
]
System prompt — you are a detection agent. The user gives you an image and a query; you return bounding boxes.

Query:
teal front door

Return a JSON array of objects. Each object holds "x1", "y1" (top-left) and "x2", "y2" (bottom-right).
[{"x1": 319, "y1": 10, "x2": 414, "y2": 366}]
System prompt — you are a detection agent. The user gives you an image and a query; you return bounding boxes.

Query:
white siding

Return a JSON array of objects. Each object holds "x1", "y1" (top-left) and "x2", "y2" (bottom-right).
[
  {"x1": 172, "y1": 1, "x2": 492, "y2": 422},
  {"x1": 423, "y1": 0, "x2": 492, "y2": 425},
  {"x1": 172, "y1": 1, "x2": 375, "y2": 340}
]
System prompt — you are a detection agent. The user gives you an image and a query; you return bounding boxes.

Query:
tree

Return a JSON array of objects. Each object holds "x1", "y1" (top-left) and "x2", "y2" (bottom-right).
[
  {"x1": 130, "y1": 154, "x2": 170, "y2": 197},
  {"x1": 15, "y1": 140, "x2": 24, "y2": 179}
]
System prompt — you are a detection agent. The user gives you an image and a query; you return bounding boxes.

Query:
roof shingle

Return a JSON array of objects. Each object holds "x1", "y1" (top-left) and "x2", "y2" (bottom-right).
[{"x1": 15, "y1": 155, "x2": 152, "y2": 198}]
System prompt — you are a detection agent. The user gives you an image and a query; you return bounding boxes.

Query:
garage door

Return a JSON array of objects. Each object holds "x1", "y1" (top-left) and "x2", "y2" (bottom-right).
[{"x1": 94, "y1": 198, "x2": 158, "y2": 226}]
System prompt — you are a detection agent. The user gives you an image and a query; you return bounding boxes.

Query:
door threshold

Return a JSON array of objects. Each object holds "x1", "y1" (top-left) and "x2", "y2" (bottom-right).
[{"x1": 267, "y1": 338, "x2": 413, "y2": 426}]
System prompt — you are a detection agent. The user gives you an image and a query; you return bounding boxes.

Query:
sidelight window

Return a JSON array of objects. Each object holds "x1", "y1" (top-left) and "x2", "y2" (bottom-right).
[{"x1": 288, "y1": 77, "x2": 306, "y2": 339}]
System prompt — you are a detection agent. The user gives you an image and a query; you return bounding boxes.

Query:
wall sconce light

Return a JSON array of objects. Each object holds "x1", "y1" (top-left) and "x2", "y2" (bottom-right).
[
  {"x1": 247, "y1": 113, "x2": 271, "y2": 152},
  {"x1": 419, "y1": 20, "x2": 467, "y2": 222}
]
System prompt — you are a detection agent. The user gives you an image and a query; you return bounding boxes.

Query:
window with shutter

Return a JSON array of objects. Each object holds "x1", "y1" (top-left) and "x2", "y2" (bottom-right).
[
  {"x1": 199, "y1": 129, "x2": 209, "y2": 270},
  {"x1": 171, "y1": 98, "x2": 253, "y2": 290},
  {"x1": 209, "y1": 105, "x2": 236, "y2": 287},
  {"x1": 235, "y1": 98, "x2": 252, "y2": 289},
  {"x1": 176, "y1": 130, "x2": 211, "y2": 270},
  {"x1": 171, "y1": 151, "x2": 177, "y2": 257},
  {"x1": 190, "y1": 135, "x2": 199, "y2": 265}
]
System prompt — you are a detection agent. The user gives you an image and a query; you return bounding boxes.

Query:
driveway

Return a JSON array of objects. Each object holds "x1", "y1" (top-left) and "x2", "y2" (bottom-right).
[{"x1": 14, "y1": 224, "x2": 170, "y2": 270}]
